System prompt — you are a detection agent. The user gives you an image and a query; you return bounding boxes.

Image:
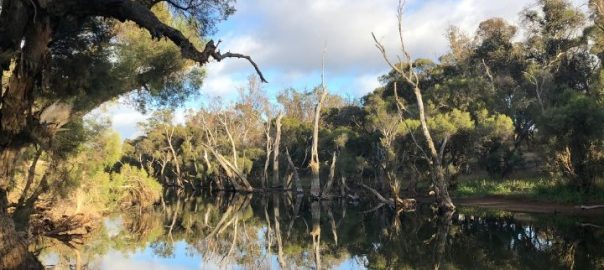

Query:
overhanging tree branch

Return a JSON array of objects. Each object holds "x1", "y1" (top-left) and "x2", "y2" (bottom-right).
[{"x1": 55, "y1": 0, "x2": 268, "y2": 83}]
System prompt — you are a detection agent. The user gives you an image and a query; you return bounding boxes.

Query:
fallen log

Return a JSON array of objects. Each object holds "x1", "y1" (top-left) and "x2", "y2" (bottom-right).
[{"x1": 359, "y1": 183, "x2": 416, "y2": 210}]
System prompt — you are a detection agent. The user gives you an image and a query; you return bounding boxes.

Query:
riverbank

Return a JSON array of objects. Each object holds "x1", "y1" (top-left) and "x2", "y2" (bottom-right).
[
  {"x1": 453, "y1": 177, "x2": 604, "y2": 203},
  {"x1": 453, "y1": 196, "x2": 604, "y2": 215},
  {"x1": 446, "y1": 177, "x2": 604, "y2": 215}
]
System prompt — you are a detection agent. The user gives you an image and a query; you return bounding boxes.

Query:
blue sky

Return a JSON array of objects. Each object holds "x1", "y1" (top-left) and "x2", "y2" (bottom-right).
[{"x1": 99, "y1": 0, "x2": 588, "y2": 139}]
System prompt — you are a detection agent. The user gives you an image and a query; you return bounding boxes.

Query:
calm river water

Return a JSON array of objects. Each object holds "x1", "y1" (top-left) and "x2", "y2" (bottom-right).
[{"x1": 37, "y1": 191, "x2": 604, "y2": 269}]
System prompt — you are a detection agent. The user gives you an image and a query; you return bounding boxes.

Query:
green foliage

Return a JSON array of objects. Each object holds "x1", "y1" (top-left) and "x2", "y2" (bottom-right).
[
  {"x1": 109, "y1": 165, "x2": 162, "y2": 208},
  {"x1": 427, "y1": 109, "x2": 475, "y2": 140},
  {"x1": 455, "y1": 177, "x2": 604, "y2": 203},
  {"x1": 475, "y1": 109, "x2": 515, "y2": 140}
]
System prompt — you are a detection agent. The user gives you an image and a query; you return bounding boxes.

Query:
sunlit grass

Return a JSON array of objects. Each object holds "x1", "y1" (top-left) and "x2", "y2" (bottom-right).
[{"x1": 454, "y1": 177, "x2": 604, "y2": 204}]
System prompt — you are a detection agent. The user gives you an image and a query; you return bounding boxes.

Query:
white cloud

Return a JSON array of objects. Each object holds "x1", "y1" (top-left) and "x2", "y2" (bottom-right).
[
  {"x1": 106, "y1": 104, "x2": 148, "y2": 139},
  {"x1": 351, "y1": 73, "x2": 384, "y2": 96},
  {"x1": 200, "y1": 67, "x2": 245, "y2": 97},
  {"x1": 100, "y1": 0, "x2": 590, "y2": 139},
  {"x1": 206, "y1": 0, "x2": 588, "y2": 97}
]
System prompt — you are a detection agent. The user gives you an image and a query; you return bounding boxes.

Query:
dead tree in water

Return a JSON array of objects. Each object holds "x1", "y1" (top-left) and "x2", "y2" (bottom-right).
[
  {"x1": 263, "y1": 118, "x2": 273, "y2": 188},
  {"x1": 310, "y1": 48, "x2": 329, "y2": 198},
  {"x1": 372, "y1": 0, "x2": 455, "y2": 211},
  {"x1": 360, "y1": 183, "x2": 416, "y2": 210},
  {"x1": 286, "y1": 148, "x2": 304, "y2": 193},
  {"x1": 310, "y1": 89, "x2": 327, "y2": 197},
  {"x1": 272, "y1": 113, "x2": 284, "y2": 188},
  {"x1": 310, "y1": 201, "x2": 322, "y2": 270},
  {"x1": 321, "y1": 151, "x2": 338, "y2": 198}
]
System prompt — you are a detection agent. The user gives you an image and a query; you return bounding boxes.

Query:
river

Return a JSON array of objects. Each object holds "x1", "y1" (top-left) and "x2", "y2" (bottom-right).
[{"x1": 36, "y1": 191, "x2": 604, "y2": 269}]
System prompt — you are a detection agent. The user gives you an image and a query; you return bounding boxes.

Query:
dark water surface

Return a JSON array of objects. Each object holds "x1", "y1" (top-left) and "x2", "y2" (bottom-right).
[{"x1": 37, "y1": 191, "x2": 604, "y2": 269}]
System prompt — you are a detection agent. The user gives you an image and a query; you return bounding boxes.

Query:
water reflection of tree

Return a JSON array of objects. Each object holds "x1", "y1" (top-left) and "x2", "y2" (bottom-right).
[{"x1": 33, "y1": 193, "x2": 604, "y2": 270}]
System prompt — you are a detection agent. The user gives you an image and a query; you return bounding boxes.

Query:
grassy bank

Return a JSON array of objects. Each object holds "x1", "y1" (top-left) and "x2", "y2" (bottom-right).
[{"x1": 454, "y1": 177, "x2": 604, "y2": 204}]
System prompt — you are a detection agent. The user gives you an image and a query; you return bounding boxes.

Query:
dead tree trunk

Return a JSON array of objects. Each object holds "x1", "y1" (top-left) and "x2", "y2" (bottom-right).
[
  {"x1": 372, "y1": 0, "x2": 454, "y2": 211},
  {"x1": 339, "y1": 175, "x2": 348, "y2": 197},
  {"x1": 272, "y1": 194, "x2": 287, "y2": 269},
  {"x1": 310, "y1": 89, "x2": 328, "y2": 197},
  {"x1": 321, "y1": 151, "x2": 337, "y2": 198},
  {"x1": 272, "y1": 113, "x2": 283, "y2": 188},
  {"x1": 406, "y1": 83, "x2": 454, "y2": 210},
  {"x1": 287, "y1": 193, "x2": 303, "y2": 237},
  {"x1": 310, "y1": 201, "x2": 322, "y2": 270},
  {"x1": 263, "y1": 119, "x2": 273, "y2": 188},
  {"x1": 206, "y1": 146, "x2": 253, "y2": 192},
  {"x1": 165, "y1": 126, "x2": 183, "y2": 188},
  {"x1": 220, "y1": 114, "x2": 239, "y2": 171},
  {"x1": 285, "y1": 148, "x2": 303, "y2": 193}
]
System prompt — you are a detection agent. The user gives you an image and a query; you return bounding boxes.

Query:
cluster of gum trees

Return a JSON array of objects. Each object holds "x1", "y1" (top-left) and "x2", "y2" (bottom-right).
[
  {"x1": 124, "y1": 0, "x2": 604, "y2": 211},
  {"x1": 0, "y1": 1, "x2": 267, "y2": 268},
  {"x1": 0, "y1": 0, "x2": 264, "y2": 213},
  {"x1": 1, "y1": 0, "x2": 604, "y2": 267}
]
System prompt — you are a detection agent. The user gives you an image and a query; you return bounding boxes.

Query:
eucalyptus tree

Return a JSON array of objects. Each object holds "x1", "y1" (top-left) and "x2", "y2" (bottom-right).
[
  {"x1": 0, "y1": 0, "x2": 265, "y2": 212},
  {"x1": 373, "y1": 0, "x2": 455, "y2": 211}
]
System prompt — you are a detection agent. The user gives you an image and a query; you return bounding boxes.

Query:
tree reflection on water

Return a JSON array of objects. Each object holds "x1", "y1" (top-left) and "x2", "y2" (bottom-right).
[{"x1": 35, "y1": 191, "x2": 604, "y2": 269}]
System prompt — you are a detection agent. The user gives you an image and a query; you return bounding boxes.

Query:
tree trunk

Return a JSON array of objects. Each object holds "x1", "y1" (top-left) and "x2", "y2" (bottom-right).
[
  {"x1": 263, "y1": 120, "x2": 272, "y2": 188},
  {"x1": 287, "y1": 193, "x2": 303, "y2": 237},
  {"x1": 159, "y1": 159, "x2": 168, "y2": 184},
  {"x1": 272, "y1": 113, "x2": 283, "y2": 188},
  {"x1": 310, "y1": 90, "x2": 327, "y2": 197},
  {"x1": 17, "y1": 148, "x2": 43, "y2": 206},
  {"x1": 207, "y1": 146, "x2": 253, "y2": 192},
  {"x1": 0, "y1": 213, "x2": 43, "y2": 270},
  {"x1": 310, "y1": 201, "x2": 321, "y2": 270},
  {"x1": 165, "y1": 127, "x2": 183, "y2": 187},
  {"x1": 412, "y1": 86, "x2": 454, "y2": 211},
  {"x1": 433, "y1": 211, "x2": 453, "y2": 270},
  {"x1": 0, "y1": 17, "x2": 52, "y2": 203},
  {"x1": 325, "y1": 202, "x2": 338, "y2": 245},
  {"x1": 339, "y1": 175, "x2": 347, "y2": 196},
  {"x1": 285, "y1": 148, "x2": 303, "y2": 193},
  {"x1": 321, "y1": 151, "x2": 337, "y2": 197},
  {"x1": 272, "y1": 194, "x2": 287, "y2": 269},
  {"x1": 221, "y1": 117, "x2": 239, "y2": 171}
]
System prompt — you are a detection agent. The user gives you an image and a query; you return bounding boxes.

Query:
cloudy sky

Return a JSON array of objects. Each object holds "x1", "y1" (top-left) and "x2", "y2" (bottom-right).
[{"x1": 104, "y1": 0, "x2": 588, "y2": 139}]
